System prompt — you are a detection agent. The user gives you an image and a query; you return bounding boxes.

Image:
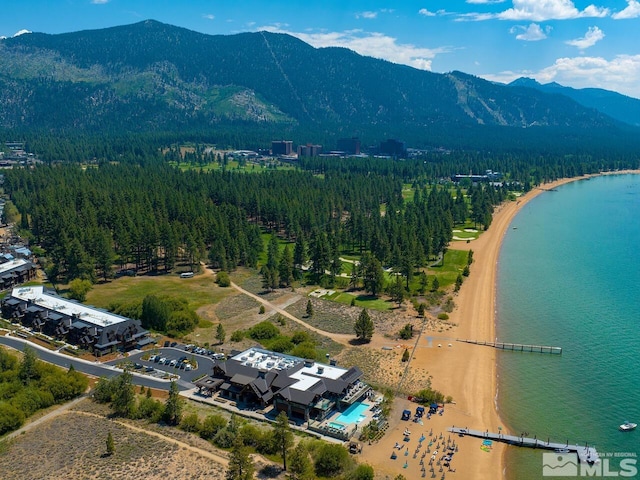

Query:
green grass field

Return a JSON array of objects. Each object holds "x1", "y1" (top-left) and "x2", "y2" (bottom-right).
[
  {"x1": 85, "y1": 273, "x2": 230, "y2": 311},
  {"x1": 429, "y1": 249, "x2": 469, "y2": 288},
  {"x1": 324, "y1": 291, "x2": 393, "y2": 311}
]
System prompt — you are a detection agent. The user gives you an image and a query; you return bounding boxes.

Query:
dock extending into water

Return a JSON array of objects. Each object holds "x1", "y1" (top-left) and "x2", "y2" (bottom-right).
[
  {"x1": 448, "y1": 427, "x2": 599, "y2": 464},
  {"x1": 456, "y1": 339, "x2": 562, "y2": 354}
]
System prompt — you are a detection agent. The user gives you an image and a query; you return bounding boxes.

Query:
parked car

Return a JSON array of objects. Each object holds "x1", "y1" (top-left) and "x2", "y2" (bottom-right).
[
  {"x1": 170, "y1": 341, "x2": 177, "y2": 347},
  {"x1": 185, "y1": 364, "x2": 192, "y2": 371},
  {"x1": 158, "y1": 357, "x2": 167, "y2": 364},
  {"x1": 149, "y1": 355, "x2": 158, "y2": 362},
  {"x1": 169, "y1": 359, "x2": 177, "y2": 367},
  {"x1": 145, "y1": 366, "x2": 154, "y2": 372},
  {"x1": 164, "y1": 341, "x2": 170, "y2": 347}
]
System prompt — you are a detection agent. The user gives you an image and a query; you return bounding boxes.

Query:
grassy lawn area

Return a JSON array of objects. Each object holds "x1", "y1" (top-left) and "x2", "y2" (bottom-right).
[
  {"x1": 428, "y1": 248, "x2": 469, "y2": 289},
  {"x1": 85, "y1": 273, "x2": 230, "y2": 311},
  {"x1": 330, "y1": 292, "x2": 393, "y2": 311},
  {"x1": 402, "y1": 184, "x2": 415, "y2": 203}
]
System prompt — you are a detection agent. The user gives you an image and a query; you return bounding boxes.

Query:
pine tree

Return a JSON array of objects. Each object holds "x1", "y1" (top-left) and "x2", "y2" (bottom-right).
[
  {"x1": 216, "y1": 323, "x2": 226, "y2": 344},
  {"x1": 111, "y1": 370, "x2": 135, "y2": 418},
  {"x1": 106, "y1": 431, "x2": 115, "y2": 456},
  {"x1": 455, "y1": 273, "x2": 463, "y2": 292},
  {"x1": 273, "y1": 411, "x2": 294, "y2": 471},
  {"x1": 226, "y1": 437, "x2": 255, "y2": 480},
  {"x1": 305, "y1": 299, "x2": 313, "y2": 318},
  {"x1": 354, "y1": 308, "x2": 374, "y2": 342},
  {"x1": 163, "y1": 381, "x2": 183, "y2": 426},
  {"x1": 278, "y1": 244, "x2": 294, "y2": 287},
  {"x1": 431, "y1": 276, "x2": 440, "y2": 292},
  {"x1": 402, "y1": 348, "x2": 410, "y2": 362},
  {"x1": 289, "y1": 442, "x2": 314, "y2": 480},
  {"x1": 19, "y1": 346, "x2": 39, "y2": 386}
]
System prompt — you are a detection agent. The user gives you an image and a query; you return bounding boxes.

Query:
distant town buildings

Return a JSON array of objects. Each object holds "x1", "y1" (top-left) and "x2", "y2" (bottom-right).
[
  {"x1": 451, "y1": 170, "x2": 503, "y2": 183},
  {"x1": 297, "y1": 144, "x2": 322, "y2": 157},
  {"x1": 337, "y1": 137, "x2": 361, "y2": 155},
  {"x1": 379, "y1": 138, "x2": 406, "y2": 158},
  {"x1": 271, "y1": 140, "x2": 293, "y2": 156}
]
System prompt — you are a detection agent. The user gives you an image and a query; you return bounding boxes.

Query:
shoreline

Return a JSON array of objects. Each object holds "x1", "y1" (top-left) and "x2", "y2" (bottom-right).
[
  {"x1": 361, "y1": 170, "x2": 640, "y2": 479},
  {"x1": 443, "y1": 170, "x2": 640, "y2": 479}
]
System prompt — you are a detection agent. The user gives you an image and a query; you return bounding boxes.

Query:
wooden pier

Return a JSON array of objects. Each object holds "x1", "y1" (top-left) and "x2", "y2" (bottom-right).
[
  {"x1": 456, "y1": 339, "x2": 562, "y2": 354},
  {"x1": 448, "y1": 427, "x2": 599, "y2": 465}
]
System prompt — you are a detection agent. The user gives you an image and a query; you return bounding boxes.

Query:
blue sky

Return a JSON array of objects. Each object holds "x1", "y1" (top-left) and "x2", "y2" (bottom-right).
[{"x1": 2, "y1": 1, "x2": 640, "y2": 98}]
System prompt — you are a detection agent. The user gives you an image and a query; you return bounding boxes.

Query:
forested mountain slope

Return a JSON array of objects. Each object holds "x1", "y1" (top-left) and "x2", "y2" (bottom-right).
[{"x1": 1, "y1": 20, "x2": 637, "y2": 150}]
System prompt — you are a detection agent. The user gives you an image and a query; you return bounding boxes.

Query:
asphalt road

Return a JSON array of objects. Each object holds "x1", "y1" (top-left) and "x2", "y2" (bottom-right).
[{"x1": 0, "y1": 335, "x2": 197, "y2": 391}]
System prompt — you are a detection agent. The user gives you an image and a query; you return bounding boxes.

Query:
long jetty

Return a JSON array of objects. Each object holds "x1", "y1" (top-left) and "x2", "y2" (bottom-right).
[
  {"x1": 456, "y1": 339, "x2": 562, "y2": 354},
  {"x1": 448, "y1": 427, "x2": 599, "y2": 465}
]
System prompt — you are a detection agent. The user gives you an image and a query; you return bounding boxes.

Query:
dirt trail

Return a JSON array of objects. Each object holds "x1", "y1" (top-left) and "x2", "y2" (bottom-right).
[{"x1": 228, "y1": 280, "x2": 353, "y2": 346}]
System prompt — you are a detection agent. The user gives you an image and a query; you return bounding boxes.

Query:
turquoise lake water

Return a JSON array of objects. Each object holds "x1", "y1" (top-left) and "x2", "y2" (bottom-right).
[{"x1": 496, "y1": 174, "x2": 640, "y2": 479}]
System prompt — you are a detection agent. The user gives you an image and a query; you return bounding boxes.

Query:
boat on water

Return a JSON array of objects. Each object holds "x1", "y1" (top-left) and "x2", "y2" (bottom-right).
[{"x1": 619, "y1": 421, "x2": 637, "y2": 432}]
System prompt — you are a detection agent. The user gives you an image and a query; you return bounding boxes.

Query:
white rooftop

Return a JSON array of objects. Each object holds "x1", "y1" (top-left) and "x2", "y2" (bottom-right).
[
  {"x1": 11, "y1": 286, "x2": 128, "y2": 328},
  {"x1": 231, "y1": 347, "x2": 348, "y2": 391},
  {"x1": 0, "y1": 258, "x2": 29, "y2": 275}
]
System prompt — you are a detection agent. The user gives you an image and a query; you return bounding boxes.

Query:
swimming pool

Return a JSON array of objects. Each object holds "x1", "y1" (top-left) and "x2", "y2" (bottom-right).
[
  {"x1": 328, "y1": 422, "x2": 346, "y2": 430},
  {"x1": 335, "y1": 401, "x2": 370, "y2": 424}
]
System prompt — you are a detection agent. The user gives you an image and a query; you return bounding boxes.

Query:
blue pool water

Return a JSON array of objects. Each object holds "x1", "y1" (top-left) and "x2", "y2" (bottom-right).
[
  {"x1": 328, "y1": 421, "x2": 345, "y2": 430},
  {"x1": 336, "y1": 401, "x2": 370, "y2": 424}
]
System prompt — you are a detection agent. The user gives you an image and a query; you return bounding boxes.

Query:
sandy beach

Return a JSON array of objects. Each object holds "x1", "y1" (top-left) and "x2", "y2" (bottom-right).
[{"x1": 360, "y1": 172, "x2": 640, "y2": 479}]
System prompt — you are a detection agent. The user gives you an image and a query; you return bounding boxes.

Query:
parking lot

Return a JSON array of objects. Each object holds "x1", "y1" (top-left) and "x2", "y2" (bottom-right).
[{"x1": 106, "y1": 345, "x2": 222, "y2": 383}]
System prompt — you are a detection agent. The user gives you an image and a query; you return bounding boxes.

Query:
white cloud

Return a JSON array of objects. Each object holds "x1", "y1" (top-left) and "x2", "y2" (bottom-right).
[
  {"x1": 91, "y1": 0, "x2": 110, "y2": 4},
  {"x1": 13, "y1": 29, "x2": 32, "y2": 37},
  {"x1": 461, "y1": 0, "x2": 609, "y2": 21},
  {"x1": 510, "y1": 23, "x2": 550, "y2": 41},
  {"x1": 357, "y1": 11, "x2": 378, "y2": 19},
  {"x1": 259, "y1": 26, "x2": 449, "y2": 71},
  {"x1": 566, "y1": 26, "x2": 605, "y2": 49},
  {"x1": 203, "y1": 14, "x2": 215, "y2": 21},
  {"x1": 418, "y1": 8, "x2": 436, "y2": 17},
  {"x1": 612, "y1": 0, "x2": 640, "y2": 19},
  {"x1": 482, "y1": 54, "x2": 640, "y2": 99},
  {"x1": 497, "y1": 0, "x2": 609, "y2": 21}
]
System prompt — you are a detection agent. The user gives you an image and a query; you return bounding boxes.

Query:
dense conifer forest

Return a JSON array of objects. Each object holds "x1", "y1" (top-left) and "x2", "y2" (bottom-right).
[{"x1": 4, "y1": 138, "x2": 638, "y2": 289}]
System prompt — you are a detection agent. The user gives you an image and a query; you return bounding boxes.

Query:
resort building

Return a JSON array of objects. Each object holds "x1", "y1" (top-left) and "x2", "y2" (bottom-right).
[
  {"x1": 0, "y1": 258, "x2": 37, "y2": 290},
  {"x1": 201, "y1": 347, "x2": 369, "y2": 423},
  {"x1": 1, "y1": 286, "x2": 151, "y2": 355}
]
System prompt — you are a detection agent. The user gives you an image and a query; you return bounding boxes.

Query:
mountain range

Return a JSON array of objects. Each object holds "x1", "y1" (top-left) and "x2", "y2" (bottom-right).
[
  {"x1": 0, "y1": 20, "x2": 638, "y2": 151},
  {"x1": 507, "y1": 77, "x2": 640, "y2": 127}
]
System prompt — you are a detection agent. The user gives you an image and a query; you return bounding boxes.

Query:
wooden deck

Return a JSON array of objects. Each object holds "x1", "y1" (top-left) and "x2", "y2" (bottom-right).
[{"x1": 448, "y1": 427, "x2": 599, "y2": 464}]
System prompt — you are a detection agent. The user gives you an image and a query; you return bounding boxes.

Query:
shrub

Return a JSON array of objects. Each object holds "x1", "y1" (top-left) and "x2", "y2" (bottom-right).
[
  {"x1": 314, "y1": 443, "x2": 351, "y2": 477},
  {"x1": 401, "y1": 349, "x2": 410, "y2": 362},
  {"x1": 398, "y1": 323, "x2": 413, "y2": 340},
  {"x1": 230, "y1": 330, "x2": 245, "y2": 342},
  {"x1": 291, "y1": 331, "x2": 312, "y2": 345},
  {"x1": 437, "y1": 313, "x2": 449, "y2": 320},
  {"x1": 259, "y1": 305, "x2": 266, "y2": 314},
  {"x1": 291, "y1": 341, "x2": 317, "y2": 360},
  {"x1": 216, "y1": 271, "x2": 231, "y2": 287},
  {"x1": 180, "y1": 412, "x2": 200, "y2": 433},
  {"x1": 267, "y1": 336, "x2": 294, "y2": 353},
  {"x1": 248, "y1": 321, "x2": 280, "y2": 340},
  {"x1": 200, "y1": 414, "x2": 227, "y2": 440}
]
